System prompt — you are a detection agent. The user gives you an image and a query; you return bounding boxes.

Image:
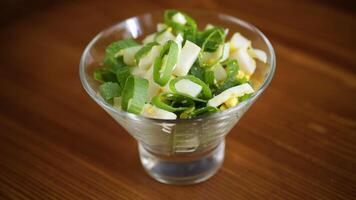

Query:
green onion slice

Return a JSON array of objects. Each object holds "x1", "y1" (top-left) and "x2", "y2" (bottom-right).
[
  {"x1": 116, "y1": 66, "x2": 131, "y2": 87},
  {"x1": 198, "y1": 28, "x2": 226, "y2": 67},
  {"x1": 103, "y1": 55, "x2": 126, "y2": 71},
  {"x1": 153, "y1": 27, "x2": 173, "y2": 42},
  {"x1": 169, "y1": 75, "x2": 212, "y2": 100},
  {"x1": 151, "y1": 92, "x2": 195, "y2": 112},
  {"x1": 182, "y1": 27, "x2": 197, "y2": 44},
  {"x1": 238, "y1": 93, "x2": 253, "y2": 102},
  {"x1": 103, "y1": 39, "x2": 139, "y2": 69},
  {"x1": 215, "y1": 59, "x2": 248, "y2": 94},
  {"x1": 105, "y1": 38, "x2": 139, "y2": 56},
  {"x1": 164, "y1": 10, "x2": 197, "y2": 33},
  {"x1": 121, "y1": 76, "x2": 149, "y2": 114},
  {"x1": 134, "y1": 42, "x2": 159, "y2": 65},
  {"x1": 153, "y1": 40, "x2": 179, "y2": 86},
  {"x1": 94, "y1": 68, "x2": 117, "y2": 83},
  {"x1": 99, "y1": 82, "x2": 121, "y2": 104},
  {"x1": 204, "y1": 70, "x2": 215, "y2": 86},
  {"x1": 197, "y1": 27, "x2": 225, "y2": 51},
  {"x1": 189, "y1": 62, "x2": 205, "y2": 81},
  {"x1": 190, "y1": 106, "x2": 218, "y2": 118},
  {"x1": 179, "y1": 106, "x2": 196, "y2": 119}
]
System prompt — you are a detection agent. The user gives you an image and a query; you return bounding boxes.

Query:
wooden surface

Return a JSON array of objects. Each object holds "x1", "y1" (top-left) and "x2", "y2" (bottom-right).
[{"x1": 0, "y1": 0, "x2": 355, "y2": 199}]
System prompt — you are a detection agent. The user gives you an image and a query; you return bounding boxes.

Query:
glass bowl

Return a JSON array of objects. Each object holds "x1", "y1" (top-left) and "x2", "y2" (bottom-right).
[{"x1": 79, "y1": 10, "x2": 276, "y2": 185}]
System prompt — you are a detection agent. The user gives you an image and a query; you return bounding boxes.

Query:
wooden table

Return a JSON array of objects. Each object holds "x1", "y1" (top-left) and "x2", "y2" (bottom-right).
[{"x1": 0, "y1": 0, "x2": 355, "y2": 199}]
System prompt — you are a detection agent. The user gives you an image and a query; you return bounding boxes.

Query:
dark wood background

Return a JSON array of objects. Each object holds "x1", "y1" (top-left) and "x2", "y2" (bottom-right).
[{"x1": 0, "y1": 0, "x2": 355, "y2": 199}]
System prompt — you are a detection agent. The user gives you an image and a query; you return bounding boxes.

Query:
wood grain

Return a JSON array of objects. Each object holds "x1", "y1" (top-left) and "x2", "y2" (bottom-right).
[{"x1": 0, "y1": 0, "x2": 355, "y2": 199}]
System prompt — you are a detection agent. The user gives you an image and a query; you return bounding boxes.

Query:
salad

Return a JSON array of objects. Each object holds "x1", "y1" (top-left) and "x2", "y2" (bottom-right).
[{"x1": 93, "y1": 10, "x2": 267, "y2": 120}]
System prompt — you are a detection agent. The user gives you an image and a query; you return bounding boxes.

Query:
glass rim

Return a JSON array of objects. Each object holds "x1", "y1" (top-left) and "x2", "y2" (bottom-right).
[{"x1": 79, "y1": 9, "x2": 276, "y2": 124}]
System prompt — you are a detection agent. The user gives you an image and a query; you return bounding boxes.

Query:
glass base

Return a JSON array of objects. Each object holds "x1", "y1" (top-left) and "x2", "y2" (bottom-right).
[{"x1": 138, "y1": 140, "x2": 225, "y2": 185}]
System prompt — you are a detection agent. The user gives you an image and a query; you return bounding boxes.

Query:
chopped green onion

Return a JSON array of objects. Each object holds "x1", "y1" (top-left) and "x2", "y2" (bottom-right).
[
  {"x1": 164, "y1": 10, "x2": 197, "y2": 34},
  {"x1": 121, "y1": 76, "x2": 149, "y2": 114},
  {"x1": 180, "y1": 106, "x2": 218, "y2": 119},
  {"x1": 190, "y1": 106, "x2": 218, "y2": 118},
  {"x1": 172, "y1": 79, "x2": 202, "y2": 97},
  {"x1": 94, "y1": 68, "x2": 117, "y2": 83},
  {"x1": 104, "y1": 39, "x2": 139, "y2": 69},
  {"x1": 215, "y1": 59, "x2": 248, "y2": 94},
  {"x1": 173, "y1": 40, "x2": 201, "y2": 76},
  {"x1": 231, "y1": 48, "x2": 256, "y2": 75},
  {"x1": 238, "y1": 93, "x2": 253, "y2": 102},
  {"x1": 201, "y1": 28, "x2": 225, "y2": 52},
  {"x1": 155, "y1": 28, "x2": 176, "y2": 45},
  {"x1": 103, "y1": 55, "x2": 126, "y2": 71},
  {"x1": 134, "y1": 42, "x2": 159, "y2": 65},
  {"x1": 179, "y1": 107, "x2": 196, "y2": 119},
  {"x1": 170, "y1": 75, "x2": 212, "y2": 100},
  {"x1": 213, "y1": 64, "x2": 227, "y2": 82},
  {"x1": 199, "y1": 44, "x2": 224, "y2": 67},
  {"x1": 151, "y1": 92, "x2": 194, "y2": 112},
  {"x1": 189, "y1": 62, "x2": 205, "y2": 81},
  {"x1": 204, "y1": 70, "x2": 215, "y2": 86},
  {"x1": 172, "y1": 12, "x2": 187, "y2": 25},
  {"x1": 248, "y1": 48, "x2": 267, "y2": 63},
  {"x1": 157, "y1": 23, "x2": 167, "y2": 32},
  {"x1": 143, "y1": 33, "x2": 155, "y2": 44},
  {"x1": 182, "y1": 28, "x2": 197, "y2": 44},
  {"x1": 91, "y1": 10, "x2": 262, "y2": 119},
  {"x1": 196, "y1": 27, "x2": 225, "y2": 50},
  {"x1": 153, "y1": 40, "x2": 179, "y2": 86},
  {"x1": 225, "y1": 59, "x2": 239, "y2": 77},
  {"x1": 198, "y1": 27, "x2": 226, "y2": 67},
  {"x1": 116, "y1": 66, "x2": 131, "y2": 87},
  {"x1": 141, "y1": 103, "x2": 177, "y2": 119},
  {"x1": 99, "y1": 82, "x2": 121, "y2": 103},
  {"x1": 230, "y1": 33, "x2": 251, "y2": 50},
  {"x1": 154, "y1": 27, "x2": 169, "y2": 41},
  {"x1": 113, "y1": 97, "x2": 122, "y2": 110},
  {"x1": 105, "y1": 38, "x2": 139, "y2": 56},
  {"x1": 123, "y1": 46, "x2": 142, "y2": 66},
  {"x1": 164, "y1": 10, "x2": 197, "y2": 44},
  {"x1": 208, "y1": 83, "x2": 254, "y2": 107}
]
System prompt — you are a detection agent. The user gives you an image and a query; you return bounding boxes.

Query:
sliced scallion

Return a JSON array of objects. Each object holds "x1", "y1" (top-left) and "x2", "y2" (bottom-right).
[
  {"x1": 105, "y1": 38, "x2": 139, "y2": 56},
  {"x1": 99, "y1": 82, "x2": 121, "y2": 104},
  {"x1": 170, "y1": 75, "x2": 212, "y2": 100},
  {"x1": 94, "y1": 68, "x2": 117, "y2": 83},
  {"x1": 151, "y1": 92, "x2": 194, "y2": 112},
  {"x1": 134, "y1": 42, "x2": 159, "y2": 65},
  {"x1": 153, "y1": 40, "x2": 179, "y2": 86},
  {"x1": 121, "y1": 76, "x2": 149, "y2": 114},
  {"x1": 116, "y1": 66, "x2": 131, "y2": 87}
]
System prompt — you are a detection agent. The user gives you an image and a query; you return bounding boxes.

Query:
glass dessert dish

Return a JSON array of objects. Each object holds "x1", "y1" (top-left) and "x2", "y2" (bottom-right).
[{"x1": 80, "y1": 10, "x2": 276, "y2": 185}]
